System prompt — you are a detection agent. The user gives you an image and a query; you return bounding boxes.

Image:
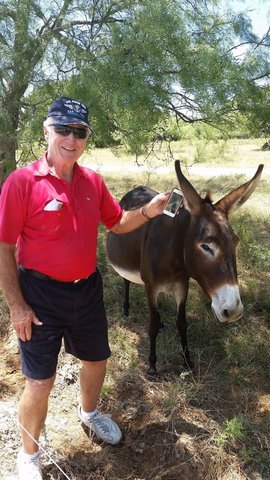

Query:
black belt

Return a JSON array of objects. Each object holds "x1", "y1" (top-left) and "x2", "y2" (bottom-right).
[{"x1": 19, "y1": 265, "x2": 89, "y2": 285}]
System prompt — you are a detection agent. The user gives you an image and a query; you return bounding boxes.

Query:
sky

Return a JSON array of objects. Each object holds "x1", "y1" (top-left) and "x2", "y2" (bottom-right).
[{"x1": 233, "y1": 0, "x2": 270, "y2": 36}]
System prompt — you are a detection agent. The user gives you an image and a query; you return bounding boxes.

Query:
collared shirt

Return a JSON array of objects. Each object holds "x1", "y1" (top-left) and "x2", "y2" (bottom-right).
[{"x1": 0, "y1": 153, "x2": 123, "y2": 281}]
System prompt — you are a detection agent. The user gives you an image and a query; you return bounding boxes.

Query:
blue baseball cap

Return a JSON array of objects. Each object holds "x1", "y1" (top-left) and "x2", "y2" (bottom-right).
[{"x1": 48, "y1": 97, "x2": 91, "y2": 128}]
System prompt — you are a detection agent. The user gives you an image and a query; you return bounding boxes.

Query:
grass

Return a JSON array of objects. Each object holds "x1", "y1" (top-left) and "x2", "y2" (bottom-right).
[
  {"x1": 82, "y1": 137, "x2": 270, "y2": 172},
  {"x1": 95, "y1": 139, "x2": 270, "y2": 479},
  {"x1": 0, "y1": 138, "x2": 269, "y2": 480}
]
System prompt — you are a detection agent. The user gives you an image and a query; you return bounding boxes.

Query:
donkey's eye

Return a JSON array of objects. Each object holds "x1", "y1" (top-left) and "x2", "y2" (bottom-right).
[{"x1": 201, "y1": 243, "x2": 214, "y2": 256}]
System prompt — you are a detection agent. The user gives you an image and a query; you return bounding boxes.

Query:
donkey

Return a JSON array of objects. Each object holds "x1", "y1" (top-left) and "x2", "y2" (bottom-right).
[{"x1": 107, "y1": 161, "x2": 263, "y2": 376}]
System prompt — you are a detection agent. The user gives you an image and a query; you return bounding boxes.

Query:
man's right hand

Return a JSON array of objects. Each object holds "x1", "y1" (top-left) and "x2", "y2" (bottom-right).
[
  {"x1": 0, "y1": 242, "x2": 43, "y2": 341},
  {"x1": 10, "y1": 305, "x2": 43, "y2": 341}
]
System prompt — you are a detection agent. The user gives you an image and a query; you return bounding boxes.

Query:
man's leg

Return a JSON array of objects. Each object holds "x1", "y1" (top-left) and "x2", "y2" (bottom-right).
[
  {"x1": 80, "y1": 359, "x2": 107, "y2": 411},
  {"x1": 19, "y1": 375, "x2": 55, "y2": 454},
  {"x1": 78, "y1": 359, "x2": 122, "y2": 444}
]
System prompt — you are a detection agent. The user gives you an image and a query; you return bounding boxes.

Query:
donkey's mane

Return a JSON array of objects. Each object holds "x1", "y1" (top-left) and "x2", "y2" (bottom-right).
[{"x1": 204, "y1": 192, "x2": 213, "y2": 205}]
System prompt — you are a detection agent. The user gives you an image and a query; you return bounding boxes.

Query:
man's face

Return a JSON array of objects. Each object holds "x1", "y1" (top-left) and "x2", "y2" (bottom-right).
[{"x1": 44, "y1": 121, "x2": 90, "y2": 164}]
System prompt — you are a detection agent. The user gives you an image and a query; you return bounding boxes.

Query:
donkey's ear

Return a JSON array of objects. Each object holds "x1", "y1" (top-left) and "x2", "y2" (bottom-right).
[
  {"x1": 175, "y1": 160, "x2": 202, "y2": 211},
  {"x1": 215, "y1": 165, "x2": 264, "y2": 216}
]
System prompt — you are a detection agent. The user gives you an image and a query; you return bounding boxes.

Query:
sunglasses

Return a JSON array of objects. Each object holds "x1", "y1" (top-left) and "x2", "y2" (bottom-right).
[{"x1": 49, "y1": 123, "x2": 89, "y2": 139}]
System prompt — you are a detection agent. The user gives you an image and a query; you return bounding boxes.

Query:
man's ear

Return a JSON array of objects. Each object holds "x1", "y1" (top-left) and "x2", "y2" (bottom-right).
[{"x1": 44, "y1": 126, "x2": 49, "y2": 141}]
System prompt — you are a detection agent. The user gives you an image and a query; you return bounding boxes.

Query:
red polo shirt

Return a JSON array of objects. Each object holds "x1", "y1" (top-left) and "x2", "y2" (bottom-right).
[{"x1": 0, "y1": 154, "x2": 123, "y2": 281}]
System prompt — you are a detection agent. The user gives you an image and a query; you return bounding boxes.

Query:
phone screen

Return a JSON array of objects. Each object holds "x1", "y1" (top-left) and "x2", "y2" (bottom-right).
[{"x1": 164, "y1": 189, "x2": 183, "y2": 216}]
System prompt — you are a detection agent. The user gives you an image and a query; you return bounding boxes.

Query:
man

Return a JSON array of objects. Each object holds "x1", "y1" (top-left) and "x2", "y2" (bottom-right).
[{"x1": 0, "y1": 97, "x2": 169, "y2": 480}]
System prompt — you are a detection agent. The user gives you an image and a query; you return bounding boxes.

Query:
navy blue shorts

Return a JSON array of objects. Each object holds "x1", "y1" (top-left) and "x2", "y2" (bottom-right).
[{"x1": 18, "y1": 268, "x2": 111, "y2": 380}]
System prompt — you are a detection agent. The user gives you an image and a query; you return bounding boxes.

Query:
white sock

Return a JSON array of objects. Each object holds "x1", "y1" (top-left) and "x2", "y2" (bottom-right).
[
  {"x1": 20, "y1": 449, "x2": 40, "y2": 461},
  {"x1": 80, "y1": 406, "x2": 97, "y2": 421}
]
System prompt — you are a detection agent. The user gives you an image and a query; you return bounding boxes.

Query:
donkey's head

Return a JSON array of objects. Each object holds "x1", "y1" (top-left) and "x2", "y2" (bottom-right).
[{"x1": 175, "y1": 161, "x2": 264, "y2": 323}]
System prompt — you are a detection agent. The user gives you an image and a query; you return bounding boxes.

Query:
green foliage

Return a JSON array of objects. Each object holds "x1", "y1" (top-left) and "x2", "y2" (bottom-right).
[
  {"x1": 243, "y1": 86, "x2": 270, "y2": 138},
  {"x1": 217, "y1": 415, "x2": 250, "y2": 446},
  {"x1": 76, "y1": 0, "x2": 267, "y2": 155},
  {"x1": 1, "y1": 0, "x2": 270, "y2": 177}
]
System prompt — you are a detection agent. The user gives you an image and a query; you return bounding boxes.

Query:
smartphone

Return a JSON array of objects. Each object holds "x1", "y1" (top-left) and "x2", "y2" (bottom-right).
[{"x1": 163, "y1": 188, "x2": 183, "y2": 217}]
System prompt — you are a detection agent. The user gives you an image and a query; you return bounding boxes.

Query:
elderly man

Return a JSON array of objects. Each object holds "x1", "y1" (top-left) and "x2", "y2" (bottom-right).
[{"x1": 0, "y1": 97, "x2": 169, "y2": 480}]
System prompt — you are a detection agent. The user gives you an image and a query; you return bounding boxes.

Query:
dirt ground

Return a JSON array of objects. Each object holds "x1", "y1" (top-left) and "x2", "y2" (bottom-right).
[{"x1": 1, "y1": 310, "x2": 269, "y2": 480}]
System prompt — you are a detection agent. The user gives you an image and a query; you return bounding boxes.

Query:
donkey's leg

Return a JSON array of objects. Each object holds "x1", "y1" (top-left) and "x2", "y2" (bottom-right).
[
  {"x1": 145, "y1": 284, "x2": 161, "y2": 377},
  {"x1": 123, "y1": 278, "x2": 130, "y2": 316},
  {"x1": 176, "y1": 302, "x2": 194, "y2": 370},
  {"x1": 174, "y1": 281, "x2": 194, "y2": 371}
]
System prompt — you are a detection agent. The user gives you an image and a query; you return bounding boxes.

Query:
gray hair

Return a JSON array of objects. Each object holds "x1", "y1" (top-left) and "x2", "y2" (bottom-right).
[{"x1": 43, "y1": 118, "x2": 54, "y2": 128}]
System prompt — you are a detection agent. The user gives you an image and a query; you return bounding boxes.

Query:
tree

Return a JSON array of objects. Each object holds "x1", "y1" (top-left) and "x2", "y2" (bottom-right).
[
  {"x1": 0, "y1": 0, "x2": 133, "y2": 181},
  {"x1": 67, "y1": 1, "x2": 270, "y2": 155},
  {"x1": 0, "y1": 0, "x2": 269, "y2": 183}
]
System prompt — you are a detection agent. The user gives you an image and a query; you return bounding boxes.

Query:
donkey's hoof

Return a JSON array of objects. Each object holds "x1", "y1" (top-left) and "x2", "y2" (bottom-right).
[
  {"x1": 183, "y1": 360, "x2": 195, "y2": 374},
  {"x1": 123, "y1": 305, "x2": 129, "y2": 317},
  {"x1": 158, "y1": 321, "x2": 165, "y2": 332},
  {"x1": 147, "y1": 367, "x2": 158, "y2": 378}
]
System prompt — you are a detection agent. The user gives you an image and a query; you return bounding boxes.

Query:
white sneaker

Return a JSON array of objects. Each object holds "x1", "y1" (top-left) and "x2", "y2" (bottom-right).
[
  {"x1": 17, "y1": 449, "x2": 43, "y2": 480},
  {"x1": 78, "y1": 406, "x2": 122, "y2": 445}
]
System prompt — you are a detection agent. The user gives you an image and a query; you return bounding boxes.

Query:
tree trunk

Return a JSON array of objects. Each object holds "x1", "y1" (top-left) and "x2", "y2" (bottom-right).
[
  {"x1": 0, "y1": 135, "x2": 17, "y2": 187},
  {"x1": 0, "y1": 94, "x2": 19, "y2": 187}
]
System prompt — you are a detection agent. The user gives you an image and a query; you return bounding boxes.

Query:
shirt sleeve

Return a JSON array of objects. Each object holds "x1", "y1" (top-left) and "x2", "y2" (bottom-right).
[
  {"x1": 99, "y1": 180, "x2": 124, "y2": 230},
  {"x1": 0, "y1": 172, "x2": 27, "y2": 244}
]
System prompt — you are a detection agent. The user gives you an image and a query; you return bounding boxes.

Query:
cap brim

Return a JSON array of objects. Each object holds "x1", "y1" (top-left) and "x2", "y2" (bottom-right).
[{"x1": 49, "y1": 114, "x2": 91, "y2": 129}]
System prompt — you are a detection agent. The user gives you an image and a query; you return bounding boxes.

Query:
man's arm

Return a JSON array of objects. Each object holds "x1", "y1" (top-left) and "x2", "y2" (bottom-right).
[
  {"x1": 111, "y1": 192, "x2": 169, "y2": 234},
  {"x1": 0, "y1": 241, "x2": 42, "y2": 341}
]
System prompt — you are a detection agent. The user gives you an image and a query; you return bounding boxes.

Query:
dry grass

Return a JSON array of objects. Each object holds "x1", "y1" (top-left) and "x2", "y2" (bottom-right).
[
  {"x1": 0, "y1": 139, "x2": 269, "y2": 479},
  {"x1": 81, "y1": 138, "x2": 270, "y2": 171}
]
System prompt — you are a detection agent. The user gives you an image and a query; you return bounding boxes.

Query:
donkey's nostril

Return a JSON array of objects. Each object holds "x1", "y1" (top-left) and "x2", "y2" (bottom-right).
[{"x1": 223, "y1": 309, "x2": 229, "y2": 318}]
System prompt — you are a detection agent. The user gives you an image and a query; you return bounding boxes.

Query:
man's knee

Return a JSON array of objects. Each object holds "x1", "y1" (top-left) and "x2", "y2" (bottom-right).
[
  {"x1": 81, "y1": 359, "x2": 107, "y2": 373},
  {"x1": 24, "y1": 375, "x2": 55, "y2": 396}
]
